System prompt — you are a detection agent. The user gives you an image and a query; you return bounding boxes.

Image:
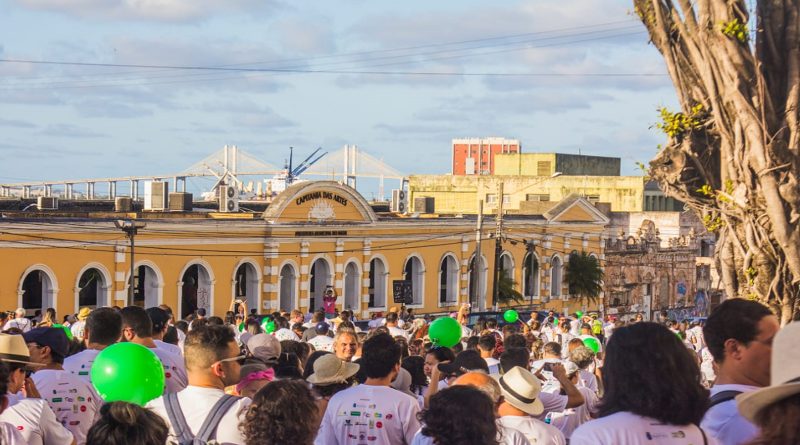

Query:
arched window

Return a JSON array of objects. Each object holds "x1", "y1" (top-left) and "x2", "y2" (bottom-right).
[
  {"x1": 468, "y1": 255, "x2": 488, "y2": 309},
  {"x1": 181, "y1": 264, "x2": 213, "y2": 319},
  {"x1": 77, "y1": 268, "x2": 106, "y2": 309},
  {"x1": 234, "y1": 262, "x2": 260, "y2": 313},
  {"x1": 523, "y1": 253, "x2": 539, "y2": 298},
  {"x1": 279, "y1": 264, "x2": 297, "y2": 312},
  {"x1": 20, "y1": 269, "x2": 56, "y2": 313},
  {"x1": 439, "y1": 255, "x2": 459, "y2": 305},
  {"x1": 403, "y1": 256, "x2": 424, "y2": 306},
  {"x1": 369, "y1": 258, "x2": 387, "y2": 309},
  {"x1": 133, "y1": 264, "x2": 161, "y2": 309},
  {"x1": 550, "y1": 256, "x2": 563, "y2": 297},
  {"x1": 344, "y1": 262, "x2": 361, "y2": 312},
  {"x1": 309, "y1": 258, "x2": 332, "y2": 311}
]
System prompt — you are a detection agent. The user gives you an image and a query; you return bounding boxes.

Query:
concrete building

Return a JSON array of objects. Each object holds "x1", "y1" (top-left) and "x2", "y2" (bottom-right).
[
  {"x1": 0, "y1": 181, "x2": 607, "y2": 319},
  {"x1": 452, "y1": 137, "x2": 520, "y2": 176},
  {"x1": 494, "y1": 153, "x2": 620, "y2": 177}
]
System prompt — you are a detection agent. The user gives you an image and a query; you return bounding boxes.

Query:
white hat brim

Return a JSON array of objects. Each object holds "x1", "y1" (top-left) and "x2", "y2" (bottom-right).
[
  {"x1": 492, "y1": 374, "x2": 544, "y2": 416},
  {"x1": 736, "y1": 382, "x2": 800, "y2": 422},
  {"x1": 307, "y1": 361, "x2": 360, "y2": 385}
]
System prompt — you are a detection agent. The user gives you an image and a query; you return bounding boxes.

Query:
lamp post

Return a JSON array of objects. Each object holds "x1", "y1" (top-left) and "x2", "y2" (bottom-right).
[{"x1": 115, "y1": 220, "x2": 147, "y2": 307}]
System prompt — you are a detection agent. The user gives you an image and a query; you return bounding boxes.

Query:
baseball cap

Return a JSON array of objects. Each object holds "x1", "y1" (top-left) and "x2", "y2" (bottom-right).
[
  {"x1": 246, "y1": 333, "x2": 281, "y2": 363},
  {"x1": 23, "y1": 327, "x2": 69, "y2": 359},
  {"x1": 145, "y1": 307, "x2": 170, "y2": 332},
  {"x1": 315, "y1": 322, "x2": 330, "y2": 335},
  {"x1": 437, "y1": 349, "x2": 489, "y2": 376}
]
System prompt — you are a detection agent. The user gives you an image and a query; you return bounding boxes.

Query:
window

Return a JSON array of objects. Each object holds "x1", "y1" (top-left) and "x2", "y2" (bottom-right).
[
  {"x1": 502, "y1": 194, "x2": 511, "y2": 204},
  {"x1": 550, "y1": 256, "x2": 562, "y2": 297},
  {"x1": 439, "y1": 256, "x2": 459, "y2": 304},
  {"x1": 585, "y1": 194, "x2": 600, "y2": 203},
  {"x1": 526, "y1": 194, "x2": 550, "y2": 202},
  {"x1": 485, "y1": 194, "x2": 497, "y2": 204}
]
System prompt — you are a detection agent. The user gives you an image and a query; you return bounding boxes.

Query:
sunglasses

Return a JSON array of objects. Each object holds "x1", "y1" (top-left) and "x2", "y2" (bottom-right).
[{"x1": 213, "y1": 354, "x2": 246, "y2": 367}]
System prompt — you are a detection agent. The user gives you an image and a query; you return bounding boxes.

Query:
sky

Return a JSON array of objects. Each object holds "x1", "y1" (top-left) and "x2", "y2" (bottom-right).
[{"x1": 0, "y1": 0, "x2": 679, "y2": 197}]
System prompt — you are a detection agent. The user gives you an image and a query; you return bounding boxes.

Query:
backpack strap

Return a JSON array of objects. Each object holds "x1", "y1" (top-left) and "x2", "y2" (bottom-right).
[
  {"x1": 708, "y1": 390, "x2": 743, "y2": 409},
  {"x1": 195, "y1": 395, "x2": 241, "y2": 443},
  {"x1": 163, "y1": 392, "x2": 195, "y2": 445}
]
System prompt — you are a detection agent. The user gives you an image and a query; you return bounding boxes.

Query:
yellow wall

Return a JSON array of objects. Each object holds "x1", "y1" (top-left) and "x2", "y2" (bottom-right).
[{"x1": 494, "y1": 153, "x2": 557, "y2": 176}]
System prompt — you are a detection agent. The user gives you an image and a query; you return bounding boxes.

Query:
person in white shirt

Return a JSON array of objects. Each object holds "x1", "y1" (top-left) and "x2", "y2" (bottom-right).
[
  {"x1": 308, "y1": 322, "x2": 335, "y2": 352},
  {"x1": 63, "y1": 307, "x2": 121, "y2": 385},
  {"x1": 478, "y1": 333, "x2": 501, "y2": 374},
  {"x1": 147, "y1": 324, "x2": 251, "y2": 444},
  {"x1": 385, "y1": 312, "x2": 409, "y2": 339},
  {"x1": 24, "y1": 327, "x2": 100, "y2": 445},
  {"x1": 413, "y1": 385, "x2": 530, "y2": 445},
  {"x1": 546, "y1": 361, "x2": 598, "y2": 440},
  {"x1": 531, "y1": 342, "x2": 565, "y2": 394},
  {"x1": 568, "y1": 346, "x2": 599, "y2": 395},
  {"x1": 571, "y1": 322, "x2": 717, "y2": 444},
  {"x1": 3, "y1": 309, "x2": 32, "y2": 333},
  {"x1": 69, "y1": 308, "x2": 91, "y2": 342},
  {"x1": 146, "y1": 307, "x2": 183, "y2": 357},
  {"x1": 496, "y1": 366, "x2": 566, "y2": 445},
  {"x1": 120, "y1": 307, "x2": 187, "y2": 393},
  {"x1": 368, "y1": 312, "x2": 385, "y2": 329},
  {"x1": 700, "y1": 299, "x2": 778, "y2": 445},
  {"x1": 316, "y1": 332, "x2": 421, "y2": 445}
]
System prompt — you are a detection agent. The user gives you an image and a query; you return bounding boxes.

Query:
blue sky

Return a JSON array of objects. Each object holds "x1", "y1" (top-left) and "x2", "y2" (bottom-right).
[{"x1": 0, "y1": 0, "x2": 677, "y2": 196}]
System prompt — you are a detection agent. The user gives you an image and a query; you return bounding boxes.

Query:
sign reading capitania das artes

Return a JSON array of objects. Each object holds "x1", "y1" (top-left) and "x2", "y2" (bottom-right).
[{"x1": 295, "y1": 191, "x2": 349, "y2": 206}]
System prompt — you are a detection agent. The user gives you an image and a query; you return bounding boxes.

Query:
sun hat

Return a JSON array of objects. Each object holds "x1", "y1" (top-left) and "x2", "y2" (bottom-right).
[
  {"x1": 77, "y1": 307, "x2": 92, "y2": 321},
  {"x1": 247, "y1": 333, "x2": 281, "y2": 363},
  {"x1": 493, "y1": 365, "x2": 545, "y2": 416},
  {"x1": 0, "y1": 334, "x2": 44, "y2": 368},
  {"x1": 390, "y1": 367, "x2": 416, "y2": 398},
  {"x1": 737, "y1": 322, "x2": 800, "y2": 421},
  {"x1": 306, "y1": 353, "x2": 359, "y2": 385}
]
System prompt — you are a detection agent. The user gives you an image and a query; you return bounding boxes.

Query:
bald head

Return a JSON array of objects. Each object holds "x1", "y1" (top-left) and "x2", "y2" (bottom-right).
[{"x1": 452, "y1": 371, "x2": 502, "y2": 403}]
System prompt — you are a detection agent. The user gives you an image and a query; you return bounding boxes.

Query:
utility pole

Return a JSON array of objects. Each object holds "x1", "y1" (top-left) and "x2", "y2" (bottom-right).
[
  {"x1": 115, "y1": 220, "x2": 147, "y2": 307},
  {"x1": 491, "y1": 182, "x2": 504, "y2": 310},
  {"x1": 471, "y1": 200, "x2": 484, "y2": 309}
]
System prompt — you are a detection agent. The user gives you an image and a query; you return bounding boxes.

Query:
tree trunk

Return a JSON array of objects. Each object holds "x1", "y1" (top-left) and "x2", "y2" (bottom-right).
[{"x1": 633, "y1": 0, "x2": 800, "y2": 324}]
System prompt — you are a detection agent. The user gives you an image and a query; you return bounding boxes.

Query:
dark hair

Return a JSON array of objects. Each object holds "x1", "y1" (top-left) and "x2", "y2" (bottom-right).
[
  {"x1": 477, "y1": 334, "x2": 496, "y2": 352},
  {"x1": 273, "y1": 352, "x2": 303, "y2": 380},
  {"x1": 184, "y1": 325, "x2": 237, "y2": 370},
  {"x1": 360, "y1": 333, "x2": 401, "y2": 379},
  {"x1": 402, "y1": 356, "x2": 428, "y2": 393},
  {"x1": 395, "y1": 336, "x2": 410, "y2": 360},
  {"x1": 426, "y1": 346, "x2": 456, "y2": 364},
  {"x1": 162, "y1": 326, "x2": 179, "y2": 345},
  {"x1": 86, "y1": 402, "x2": 168, "y2": 445},
  {"x1": 280, "y1": 341, "x2": 311, "y2": 368},
  {"x1": 86, "y1": 308, "x2": 122, "y2": 346},
  {"x1": 0, "y1": 361, "x2": 10, "y2": 397},
  {"x1": 224, "y1": 311, "x2": 236, "y2": 325},
  {"x1": 504, "y1": 334, "x2": 527, "y2": 349},
  {"x1": 419, "y1": 386, "x2": 500, "y2": 445},
  {"x1": 485, "y1": 319, "x2": 498, "y2": 329},
  {"x1": 173, "y1": 320, "x2": 189, "y2": 335},
  {"x1": 543, "y1": 342, "x2": 562, "y2": 356},
  {"x1": 749, "y1": 393, "x2": 800, "y2": 445},
  {"x1": 207, "y1": 316, "x2": 224, "y2": 326},
  {"x1": 500, "y1": 347, "x2": 530, "y2": 373},
  {"x1": 465, "y1": 336, "x2": 480, "y2": 351},
  {"x1": 385, "y1": 312, "x2": 399, "y2": 324},
  {"x1": 246, "y1": 319, "x2": 263, "y2": 336},
  {"x1": 703, "y1": 299, "x2": 773, "y2": 363},
  {"x1": 241, "y1": 380, "x2": 318, "y2": 445},
  {"x1": 598, "y1": 322, "x2": 708, "y2": 425},
  {"x1": 303, "y1": 350, "x2": 331, "y2": 380},
  {"x1": 144, "y1": 307, "x2": 169, "y2": 333},
  {"x1": 120, "y1": 306, "x2": 153, "y2": 338}
]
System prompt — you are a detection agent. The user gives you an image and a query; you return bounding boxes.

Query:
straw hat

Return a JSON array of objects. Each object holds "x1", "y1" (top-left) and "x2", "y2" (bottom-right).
[
  {"x1": 307, "y1": 354, "x2": 359, "y2": 385},
  {"x1": 77, "y1": 307, "x2": 92, "y2": 321},
  {"x1": 493, "y1": 365, "x2": 544, "y2": 416},
  {"x1": 737, "y1": 322, "x2": 800, "y2": 421},
  {"x1": 0, "y1": 334, "x2": 44, "y2": 368}
]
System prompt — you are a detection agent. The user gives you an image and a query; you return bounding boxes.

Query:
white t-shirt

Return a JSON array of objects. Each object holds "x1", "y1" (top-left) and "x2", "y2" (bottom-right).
[
  {"x1": 499, "y1": 415, "x2": 566, "y2": 444},
  {"x1": 699, "y1": 348, "x2": 716, "y2": 384},
  {"x1": 147, "y1": 386, "x2": 252, "y2": 445},
  {"x1": 368, "y1": 317, "x2": 385, "y2": 329},
  {"x1": 70, "y1": 321, "x2": 87, "y2": 340},
  {"x1": 315, "y1": 384, "x2": 421, "y2": 445},
  {"x1": 308, "y1": 334, "x2": 335, "y2": 352},
  {"x1": 536, "y1": 392, "x2": 568, "y2": 422},
  {"x1": 547, "y1": 386, "x2": 599, "y2": 439},
  {"x1": 154, "y1": 339, "x2": 183, "y2": 357},
  {"x1": 531, "y1": 358, "x2": 562, "y2": 394},
  {"x1": 63, "y1": 349, "x2": 101, "y2": 384},
  {"x1": 485, "y1": 357, "x2": 501, "y2": 375},
  {"x1": 0, "y1": 398, "x2": 75, "y2": 445},
  {"x1": 411, "y1": 424, "x2": 531, "y2": 445},
  {"x1": 3, "y1": 318, "x2": 32, "y2": 332},
  {"x1": 577, "y1": 369, "x2": 598, "y2": 394},
  {"x1": 700, "y1": 384, "x2": 759, "y2": 445},
  {"x1": 0, "y1": 421, "x2": 26, "y2": 445},
  {"x1": 151, "y1": 346, "x2": 188, "y2": 393},
  {"x1": 274, "y1": 328, "x2": 300, "y2": 342},
  {"x1": 388, "y1": 326, "x2": 409, "y2": 339},
  {"x1": 571, "y1": 411, "x2": 718, "y2": 445},
  {"x1": 32, "y1": 369, "x2": 102, "y2": 445}
]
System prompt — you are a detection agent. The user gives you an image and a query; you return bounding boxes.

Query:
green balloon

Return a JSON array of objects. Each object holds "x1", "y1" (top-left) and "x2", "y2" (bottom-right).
[
  {"x1": 553, "y1": 317, "x2": 559, "y2": 326},
  {"x1": 576, "y1": 311, "x2": 584, "y2": 318},
  {"x1": 428, "y1": 317, "x2": 461, "y2": 348},
  {"x1": 52, "y1": 324, "x2": 73, "y2": 341},
  {"x1": 91, "y1": 343, "x2": 165, "y2": 406},
  {"x1": 238, "y1": 322, "x2": 245, "y2": 332},
  {"x1": 503, "y1": 310, "x2": 519, "y2": 323},
  {"x1": 583, "y1": 337, "x2": 600, "y2": 354},
  {"x1": 262, "y1": 320, "x2": 276, "y2": 334}
]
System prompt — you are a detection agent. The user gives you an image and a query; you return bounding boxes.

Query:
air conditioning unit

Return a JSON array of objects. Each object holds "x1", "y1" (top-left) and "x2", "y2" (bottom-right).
[
  {"x1": 391, "y1": 189, "x2": 408, "y2": 213},
  {"x1": 115, "y1": 197, "x2": 133, "y2": 212},
  {"x1": 219, "y1": 185, "x2": 239, "y2": 213},
  {"x1": 414, "y1": 196, "x2": 435, "y2": 214},
  {"x1": 168, "y1": 192, "x2": 193, "y2": 211},
  {"x1": 144, "y1": 181, "x2": 168, "y2": 211},
  {"x1": 37, "y1": 197, "x2": 58, "y2": 210}
]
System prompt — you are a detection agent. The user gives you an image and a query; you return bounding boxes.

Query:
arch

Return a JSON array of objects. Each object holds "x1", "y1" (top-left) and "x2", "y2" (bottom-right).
[
  {"x1": 233, "y1": 259, "x2": 261, "y2": 314},
  {"x1": 262, "y1": 180, "x2": 379, "y2": 223},
  {"x1": 124, "y1": 260, "x2": 164, "y2": 309},
  {"x1": 343, "y1": 260, "x2": 361, "y2": 312},
  {"x1": 438, "y1": 253, "x2": 459, "y2": 305},
  {"x1": 522, "y1": 252, "x2": 540, "y2": 299},
  {"x1": 402, "y1": 254, "x2": 426, "y2": 306},
  {"x1": 550, "y1": 255, "x2": 563, "y2": 297},
  {"x1": 75, "y1": 263, "x2": 112, "y2": 311},
  {"x1": 467, "y1": 254, "x2": 489, "y2": 310},
  {"x1": 278, "y1": 262, "x2": 298, "y2": 312},
  {"x1": 18, "y1": 264, "x2": 59, "y2": 315},
  {"x1": 499, "y1": 251, "x2": 515, "y2": 283},
  {"x1": 309, "y1": 256, "x2": 333, "y2": 311},
  {"x1": 178, "y1": 259, "x2": 215, "y2": 319},
  {"x1": 368, "y1": 255, "x2": 388, "y2": 309}
]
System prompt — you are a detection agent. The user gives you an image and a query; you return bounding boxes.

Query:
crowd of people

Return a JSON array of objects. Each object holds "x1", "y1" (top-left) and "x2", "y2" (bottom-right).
[{"x1": 0, "y1": 295, "x2": 794, "y2": 444}]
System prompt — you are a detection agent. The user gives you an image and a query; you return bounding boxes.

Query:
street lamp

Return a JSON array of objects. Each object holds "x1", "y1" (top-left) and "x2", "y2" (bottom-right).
[{"x1": 115, "y1": 220, "x2": 147, "y2": 307}]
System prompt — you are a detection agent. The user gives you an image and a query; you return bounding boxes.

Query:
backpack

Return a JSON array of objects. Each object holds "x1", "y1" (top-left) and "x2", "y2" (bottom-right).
[
  {"x1": 163, "y1": 392, "x2": 241, "y2": 445},
  {"x1": 708, "y1": 390, "x2": 743, "y2": 410}
]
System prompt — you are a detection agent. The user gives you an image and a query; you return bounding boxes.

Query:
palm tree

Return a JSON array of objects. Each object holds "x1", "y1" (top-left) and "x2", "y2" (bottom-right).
[
  {"x1": 564, "y1": 251, "x2": 604, "y2": 306},
  {"x1": 497, "y1": 270, "x2": 524, "y2": 305}
]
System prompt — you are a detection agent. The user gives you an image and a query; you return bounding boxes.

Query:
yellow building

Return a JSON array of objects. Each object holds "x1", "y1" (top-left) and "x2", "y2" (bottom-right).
[{"x1": 0, "y1": 181, "x2": 607, "y2": 320}]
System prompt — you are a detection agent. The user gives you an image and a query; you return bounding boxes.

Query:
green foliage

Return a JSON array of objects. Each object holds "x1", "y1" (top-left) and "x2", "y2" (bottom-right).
[
  {"x1": 655, "y1": 104, "x2": 705, "y2": 139},
  {"x1": 697, "y1": 184, "x2": 714, "y2": 197},
  {"x1": 720, "y1": 19, "x2": 748, "y2": 43},
  {"x1": 497, "y1": 270, "x2": 524, "y2": 305},
  {"x1": 702, "y1": 214, "x2": 724, "y2": 232},
  {"x1": 746, "y1": 267, "x2": 758, "y2": 286},
  {"x1": 564, "y1": 251, "x2": 604, "y2": 306}
]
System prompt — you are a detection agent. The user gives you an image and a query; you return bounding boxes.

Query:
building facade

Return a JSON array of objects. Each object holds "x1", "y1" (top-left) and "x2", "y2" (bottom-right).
[
  {"x1": 494, "y1": 153, "x2": 621, "y2": 177},
  {"x1": 452, "y1": 137, "x2": 520, "y2": 176},
  {"x1": 0, "y1": 182, "x2": 607, "y2": 320}
]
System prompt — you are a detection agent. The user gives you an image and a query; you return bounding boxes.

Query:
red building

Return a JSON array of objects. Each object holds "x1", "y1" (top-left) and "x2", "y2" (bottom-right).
[{"x1": 452, "y1": 137, "x2": 520, "y2": 175}]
